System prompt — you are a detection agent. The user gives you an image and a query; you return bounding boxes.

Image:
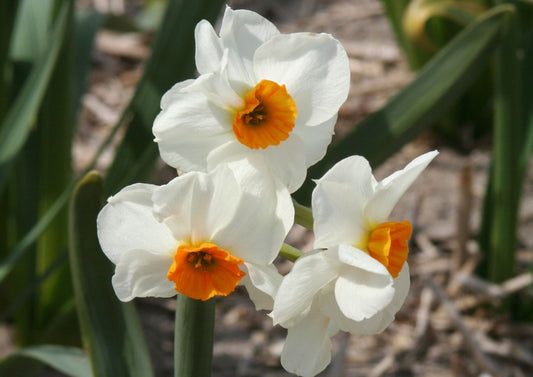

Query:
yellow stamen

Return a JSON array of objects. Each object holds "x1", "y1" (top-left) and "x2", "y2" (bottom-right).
[
  {"x1": 233, "y1": 79, "x2": 297, "y2": 149},
  {"x1": 367, "y1": 221, "x2": 412, "y2": 278},
  {"x1": 167, "y1": 242, "x2": 245, "y2": 301}
]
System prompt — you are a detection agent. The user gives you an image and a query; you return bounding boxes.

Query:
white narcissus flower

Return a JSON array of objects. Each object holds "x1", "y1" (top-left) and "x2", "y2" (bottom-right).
[
  {"x1": 152, "y1": 6, "x2": 350, "y2": 193},
  {"x1": 96, "y1": 164, "x2": 293, "y2": 310},
  {"x1": 271, "y1": 151, "x2": 438, "y2": 377}
]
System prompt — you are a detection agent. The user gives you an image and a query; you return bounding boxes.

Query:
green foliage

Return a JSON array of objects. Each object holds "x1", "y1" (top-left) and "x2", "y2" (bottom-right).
[
  {"x1": 0, "y1": 345, "x2": 91, "y2": 377},
  {"x1": 479, "y1": 1, "x2": 533, "y2": 287},
  {"x1": 69, "y1": 172, "x2": 154, "y2": 377},
  {"x1": 381, "y1": 0, "x2": 493, "y2": 142}
]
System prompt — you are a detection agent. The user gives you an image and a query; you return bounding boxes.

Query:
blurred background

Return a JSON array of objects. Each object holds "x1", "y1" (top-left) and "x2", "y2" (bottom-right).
[{"x1": 0, "y1": 0, "x2": 532, "y2": 376}]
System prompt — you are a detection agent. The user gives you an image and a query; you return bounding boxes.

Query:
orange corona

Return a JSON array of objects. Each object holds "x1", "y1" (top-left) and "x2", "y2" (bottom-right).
[
  {"x1": 367, "y1": 220, "x2": 412, "y2": 278},
  {"x1": 167, "y1": 242, "x2": 245, "y2": 301},
  {"x1": 233, "y1": 80, "x2": 297, "y2": 149}
]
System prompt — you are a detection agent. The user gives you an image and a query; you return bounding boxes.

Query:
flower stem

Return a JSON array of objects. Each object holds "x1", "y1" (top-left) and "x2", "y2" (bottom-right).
[
  {"x1": 174, "y1": 295, "x2": 215, "y2": 377},
  {"x1": 293, "y1": 201, "x2": 313, "y2": 231},
  {"x1": 279, "y1": 243, "x2": 303, "y2": 262}
]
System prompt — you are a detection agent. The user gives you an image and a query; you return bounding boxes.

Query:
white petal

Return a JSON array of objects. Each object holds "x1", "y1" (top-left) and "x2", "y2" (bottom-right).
[
  {"x1": 206, "y1": 134, "x2": 308, "y2": 193},
  {"x1": 222, "y1": 158, "x2": 294, "y2": 235},
  {"x1": 365, "y1": 151, "x2": 438, "y2": 223},
  {"x1": 259, "y1": 135, "x2": 308, "y2": 193},
  {"x1": 383, "y1": 263, "x2": 410, "y2": 319},
  {"x1": 240, "y1": 262, "x2": 283, "y2": 310},
  {"x1": 219, "y1": 6, "x2": 279, "y2": 86},
  {"x1": 253, "y1": 33, "x2": 350, "y2": 126},
  {"x1": 324, "y1": 244, "x2": 389, "y2": 275},
  {"x1": 312, "y1": 156, "x2": 375, "y2": 248},
  {"x1": 184, "y1": 50, "x2": 245, "y2": 110},
  {"x1": 272, "y1": 251, "x2": 340, "y2": 327},
  {"x1": 280, "y1": 306, "x2": 332, "y2": 377},
  {"x1": 292, "y1": 114, "x2": 336, "y2": 167},
  {"x1": 160, "y1": 80, "x2": 194, "y2": 110},
  {"x1": 112, "y1": 248, "x2": 176, "y2": 302},
  {"x1": 334, "y1": 262, "x2": 395, "y2": 321},
  {"x1": 320, "y1": 264, "x2": 410, "y2": 335},
  {"x1": 152, "y1": 169, "x2": 242, "y2": 246},
  {"x1": 209, "y1": 161, "x2": 293, "y2": 264},
  {"x1": 153, "y1": 86, "x2": 233, "y2": 172},
  {"x1": 97, "y1": 183, "x2": 176, "y2": 265},
  {"x1": 194, "y1": 20, "x2": 223, "y2": 74}
]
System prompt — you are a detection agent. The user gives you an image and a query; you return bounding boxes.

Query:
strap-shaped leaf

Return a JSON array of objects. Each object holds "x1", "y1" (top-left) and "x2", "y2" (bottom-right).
[
  {"x1": 68, "y1": 171, "x2": 154, "y2": 377},
  {"x1": 0, "y1": 345, "x2": 91, "y2": 377},
  {"x1": 295, "y1": 5, "x2": 514, "y2": 204},
  {"x1": 0, "y1": 1, "x2": 69, "y2": 170},
  {"x1": 480, "y1": 0, "x2": 533, "y2": 283}
]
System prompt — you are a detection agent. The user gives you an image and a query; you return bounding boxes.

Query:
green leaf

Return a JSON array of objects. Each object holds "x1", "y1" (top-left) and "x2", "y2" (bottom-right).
[
  {"x1": 0, "y1": 180, "x2": 74, "y2": 286},
  {"x1": 294, "y1": 5, "x2": 514, "y2": 205},
  {"x1": 73, "y1": 10, "x2": 105, "y2": 113},
  {"x1": 0, "y1": 0, "x2": 18, "y2": 122},
  {"x1": 480, "y1": 0, "x2": 533, "y2": 285},
  {"x1": 35, "y1": 0, "x2": 76, "y2": 338},
  {"x1": 9, "y1": 0, "x2": 54, "y2": 62},
  {"x1": 68, "y1": 171, "x2": 154, "y2": 377},
  {"x1": 0, "y1": 1, "x2": 70, "y2": 187},
  {"x1": 0, "y1": 345, "x2": 91, "y2": 377}
]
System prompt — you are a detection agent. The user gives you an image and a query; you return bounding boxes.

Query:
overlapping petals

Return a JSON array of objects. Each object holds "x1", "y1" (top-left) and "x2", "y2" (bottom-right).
[
  {"x1": 272, "y1": 151, "x2": 438, "y2": 376},
  {"x1": 97, "y1": 165, "x2": 293, "y2": 308},
  {"x1": 153, "y1": 6, "x2": 350, "y2": 193}
]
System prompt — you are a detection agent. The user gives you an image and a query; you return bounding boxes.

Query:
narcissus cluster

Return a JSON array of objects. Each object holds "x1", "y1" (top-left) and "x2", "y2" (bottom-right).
[{"x1": 97, "y1": 7, "x2": 438, "y2": 377}]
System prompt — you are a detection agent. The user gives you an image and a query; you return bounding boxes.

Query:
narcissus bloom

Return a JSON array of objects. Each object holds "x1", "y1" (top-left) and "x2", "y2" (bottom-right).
[
  {"x1": 152, "y1": 7, "x2": 350, "y2": 193},
  {"x1": 97, "y1": 165, "x2": 292, "y2": 309},
  {"x1": 271, "y1": 151, "x2": 438, "y2": 377}
]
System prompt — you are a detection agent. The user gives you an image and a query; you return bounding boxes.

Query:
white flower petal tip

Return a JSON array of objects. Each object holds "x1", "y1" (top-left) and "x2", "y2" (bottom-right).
[
  {"x1": 152, "y1": 6, "x2": 350, "y2": 193},
  {"x1": 280, "y1": 306, "x2": 332, "y2": 377},
  {"x1": 96, "y1": 183, "x2": 176, "y2": 266}
]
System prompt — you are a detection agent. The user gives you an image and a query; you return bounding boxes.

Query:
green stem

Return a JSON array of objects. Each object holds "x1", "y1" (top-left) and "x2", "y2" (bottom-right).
[
  {"x1": 293, "y1": 201, "x2": 313, "y2": 231},
  {"x1": 279, "y1": 243, "x2": 303, "y2": 262},
  {"x1": 174, "y1": 295, "x2": 215, "y2": 377}
]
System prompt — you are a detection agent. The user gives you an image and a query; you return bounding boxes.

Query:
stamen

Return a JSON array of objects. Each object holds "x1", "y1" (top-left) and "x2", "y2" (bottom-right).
[
  {"x1": 167, "y1": 243, "x2": 245, "y2": 301},
  {"x1": 366, "y1": 221, "x2": 412, "y2": 278},
  {"x1": 233, "y1": 79, "x2": 297, "y2": 149}
]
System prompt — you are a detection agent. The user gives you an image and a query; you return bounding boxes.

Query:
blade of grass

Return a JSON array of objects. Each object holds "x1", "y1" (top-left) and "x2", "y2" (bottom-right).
[
  {"x1": 6, "y1": 134, "x2": 41, "y2": 346},
  {"x1": 295, "y1": 5, "x2": 514, "y2": 205},
  {"x1": 0, "y1": 345, "x2": 91, "y2": 377},
  {"x1": 35, "y1": 0, "x2": 76, "y2": 339},
  {"x1": 69, "y1": 171, "x2": 154, "y2": 377},
  {"x1": 480, "y1": 1, "x2": 533, "y2": 284},
  {"x1": 9, "y1": 0, "x2": 54, "y2": 62},
  {"x1": 73, "y1": 10, "x2": 105, "y2": 111},
  {"x1": 0, "y1": 1, "x2": 69, "y2": 192},
  {"x1": 0, "y1": 0, "x2": 18, "y2": 122}
]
